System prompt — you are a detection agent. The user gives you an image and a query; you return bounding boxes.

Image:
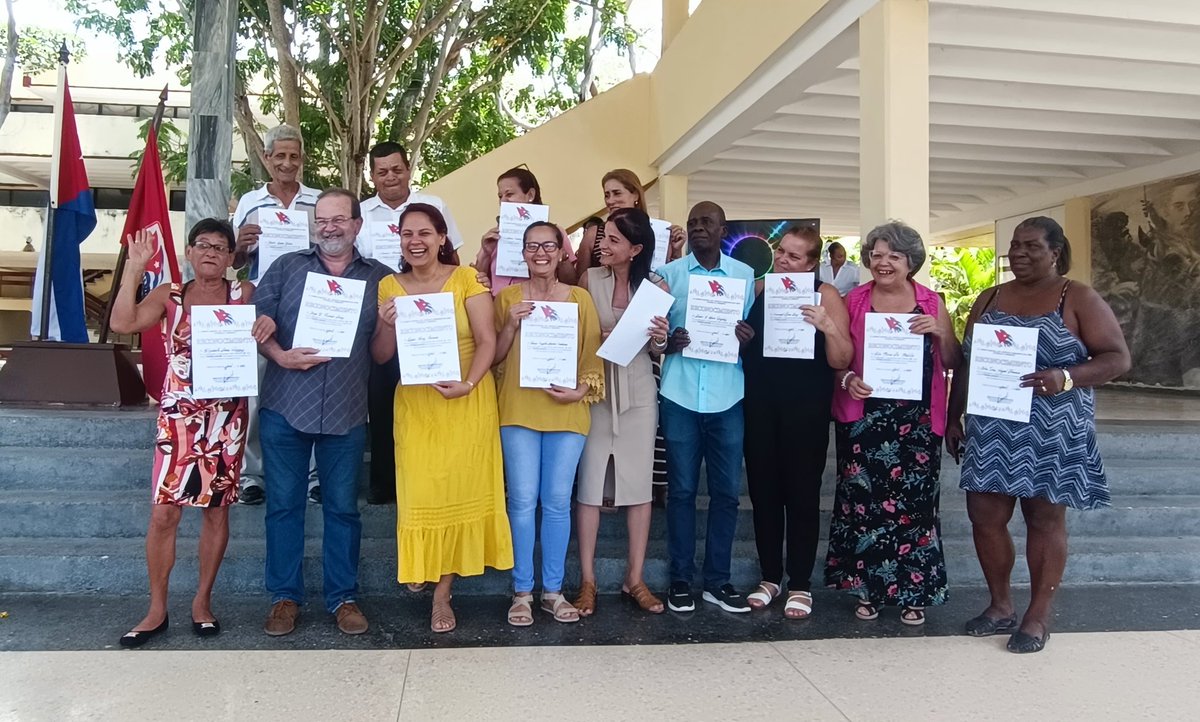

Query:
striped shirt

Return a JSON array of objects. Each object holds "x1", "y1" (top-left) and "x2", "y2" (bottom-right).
[{"x1": 232, "y1": 183, "x2": 321, "y2": 283}]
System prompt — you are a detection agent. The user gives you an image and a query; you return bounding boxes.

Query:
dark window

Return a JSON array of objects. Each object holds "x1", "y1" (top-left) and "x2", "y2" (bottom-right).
[
  {"x1": 169, "y1": 190, "x2": 186, "y2": 212},
  {"x1": 93, "y1": 187, "x2": 134, "y2": 210}
]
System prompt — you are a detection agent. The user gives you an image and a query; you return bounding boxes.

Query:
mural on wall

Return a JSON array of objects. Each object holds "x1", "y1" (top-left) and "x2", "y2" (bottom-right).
[{"x1": 1092, "y1": 173, "x2": 1200, "y2": 389}]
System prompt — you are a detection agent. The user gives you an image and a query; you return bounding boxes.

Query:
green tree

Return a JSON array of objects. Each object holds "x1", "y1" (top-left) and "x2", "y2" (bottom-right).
[
  {"x1": 0, "y1": 2, "x2": 87, "y2": 132},
  {"x1": 929, "y1": 246, "x2": 997, "y2": 338}
]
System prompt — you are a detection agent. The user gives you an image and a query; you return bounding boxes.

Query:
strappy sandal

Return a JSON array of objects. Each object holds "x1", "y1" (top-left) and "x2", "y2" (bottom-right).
[
  {"x1": 540, "y1": 592, "x2": 581, "y2": 623},
  {"x1": 901, "y1": 606, "x2": 926, "y2": 626},
  {"x1": 784, "y1": 591, "x2": 813, "y2": 620},
  {"x1": 621, "y1": 582, "x2": 664, "y2": 614},
  {"x1": 573, "y1": 581, "x2": 597, "y2": 617},
  {"x1": 406, "y1": 583, "x2": 428, "y2": 593},
  {"x1": 747, "y1": 581, "x2": 781, "y2": 610},
  {"x1": 855, "y1": 599, "x2": 880, "y2": 621},
  {"x1": 431, "y1": 597, "x2": 456, "y2": 633},
  {"x1": 507, "y1": 593, "x2": 534, "y2": 627}
]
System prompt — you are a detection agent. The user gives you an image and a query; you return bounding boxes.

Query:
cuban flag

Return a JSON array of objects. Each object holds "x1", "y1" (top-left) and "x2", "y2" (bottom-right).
[
  {"x1": 121, "y1": 124, "x2": 179, "y2": 401},
  {"x1": 30, "y1": 72, "x2": 96, "y2": 343}
]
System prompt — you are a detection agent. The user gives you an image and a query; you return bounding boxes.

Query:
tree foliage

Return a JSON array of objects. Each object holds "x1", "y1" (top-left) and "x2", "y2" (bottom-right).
[
  {"x1": 0, "y1": 25, "x2": 87, "y2": 74},
  {"x1": 929, "y1": 246, "x2": 997, "y2": 338}
]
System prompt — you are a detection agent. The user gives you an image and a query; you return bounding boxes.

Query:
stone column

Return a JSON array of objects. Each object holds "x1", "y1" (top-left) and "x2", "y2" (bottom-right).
[{"x1": 186, "y1": 0, "x2": 237, "y2": 245}]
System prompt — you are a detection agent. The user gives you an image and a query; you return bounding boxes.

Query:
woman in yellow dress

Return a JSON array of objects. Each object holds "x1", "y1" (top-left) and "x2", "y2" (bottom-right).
[{"x1": 370, "y1": 202, "x2": 513, "y2": 633}]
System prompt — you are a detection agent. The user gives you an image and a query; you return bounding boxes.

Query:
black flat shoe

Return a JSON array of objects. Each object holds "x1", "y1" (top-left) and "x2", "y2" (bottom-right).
[
  {"x1": 965, "y1": 613, "x2": 1018, "y2": 637},
  {"x1": 119, "y1": 615, "x2": 169, "y2": 648},
  {"x1": 192, "y1": 617, "x2": 221, "y2": 637},
  {"x1": 1007, "y1": 629, "x2": 1050, "y2": 654}
]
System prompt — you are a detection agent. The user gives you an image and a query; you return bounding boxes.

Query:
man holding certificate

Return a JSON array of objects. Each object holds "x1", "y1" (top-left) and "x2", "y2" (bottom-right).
[
  {"x1": 254, "y1": 188, "x2": 391, "y2": 639},
  {"x1": 656, "y1": 201, "x2": 756, "y2": 616}
]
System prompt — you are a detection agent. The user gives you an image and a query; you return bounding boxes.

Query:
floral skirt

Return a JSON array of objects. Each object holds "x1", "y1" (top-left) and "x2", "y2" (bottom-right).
[{"x1": 824, "y1": 401, "x2": 948, "y2": 607}]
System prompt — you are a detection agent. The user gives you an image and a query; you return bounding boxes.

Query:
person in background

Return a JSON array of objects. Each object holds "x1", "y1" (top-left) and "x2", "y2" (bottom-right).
[
  {"x1": 573, "y1": 207, "x2": 669, "y2": 617},
  {"x1": 472, "y1": 167, "x2": 577, "y2": 295},
  {"x1": 111, "y1": 219, "x2": 271, "y2": 647},
  {"x1": 947, "y1": 216, "x2": 1131, "y2": 654},
  {"x1": 820, "y1": 241, "x2": 860, "y2": 297},
  {"x1": 371, "y1": 203, "x2": 513, "y2": 633},
  {"x1": 826, "y1": 222, "x2": 962, "y2": 626},
  {"x1": 742, "y1": 226, "x2": 852, "y2": 619}
]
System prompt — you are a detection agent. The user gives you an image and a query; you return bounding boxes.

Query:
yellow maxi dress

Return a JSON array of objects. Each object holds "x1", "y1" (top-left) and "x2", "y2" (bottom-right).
[{"x1": 379, "y1": 267, "x2": 514, "y2": 583}]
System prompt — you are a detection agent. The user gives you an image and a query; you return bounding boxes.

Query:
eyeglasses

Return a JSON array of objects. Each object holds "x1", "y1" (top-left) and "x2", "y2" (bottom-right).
[
  {"x1": 315, "y1": 216, "x2": 352, "y2": 228},
  {"x1": 523, "y1": 241, "x2": 560, "y2": 254},
  {"x1": 869, "y1": 251, "x2": 907, "y2": 264},
  {"x1": 190, "y1": 241, "x2": 230, "y2": 253}
]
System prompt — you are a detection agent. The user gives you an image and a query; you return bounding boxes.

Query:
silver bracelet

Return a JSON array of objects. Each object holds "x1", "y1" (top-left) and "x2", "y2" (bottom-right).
[{"x1": 840, "y1": 371, "x2": 855, "y2": 390}]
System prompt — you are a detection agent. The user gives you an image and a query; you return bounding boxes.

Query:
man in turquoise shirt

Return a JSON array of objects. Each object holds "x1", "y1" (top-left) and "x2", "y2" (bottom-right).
[{"x1": 657, "y1": 201, "x2": 756, "y2": 614}]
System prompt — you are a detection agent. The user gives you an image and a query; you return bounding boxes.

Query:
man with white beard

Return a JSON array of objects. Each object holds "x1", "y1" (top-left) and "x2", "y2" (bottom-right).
[{"x1": 252, "y1": 188, "x2": 391, "y2": 637}]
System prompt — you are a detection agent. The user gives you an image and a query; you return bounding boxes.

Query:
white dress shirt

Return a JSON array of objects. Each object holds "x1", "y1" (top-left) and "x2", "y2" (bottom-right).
[
  {"x1": 356, "y1": 191, "x2": 464, "y2": 259},
  {"x1": 820, "y1": 261, "x2": 860, "y2": 297},
  {"x1": 231, "y1": 183, "x2": 321, "y2": 283}
]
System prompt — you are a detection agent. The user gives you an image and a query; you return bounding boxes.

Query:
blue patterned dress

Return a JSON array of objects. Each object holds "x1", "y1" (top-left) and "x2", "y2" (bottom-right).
[{"x1": 959, "y1": 283, "x2": 1110, "y2": 510}]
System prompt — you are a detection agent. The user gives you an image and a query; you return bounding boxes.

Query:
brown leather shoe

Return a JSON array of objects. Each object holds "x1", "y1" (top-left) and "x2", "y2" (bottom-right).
[
  {"x1": 335, "y1": 602, "x2": 369, "y2": 635},
  {"x1": 264, "y1": 600, "x2": 299, "y2": 636}
]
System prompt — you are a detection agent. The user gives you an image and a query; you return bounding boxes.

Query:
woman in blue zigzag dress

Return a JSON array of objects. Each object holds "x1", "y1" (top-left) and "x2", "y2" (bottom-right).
[{"x1": 947, "y1": 216, "x2": 1131, "y2": 654}]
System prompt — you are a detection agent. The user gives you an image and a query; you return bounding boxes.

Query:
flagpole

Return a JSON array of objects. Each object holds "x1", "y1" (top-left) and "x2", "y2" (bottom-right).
[
  {"x1": 36, "y1": 42, "x2": 70, "y2": 341},
  {"x1": 99, "y1": 85, "x2": 170, "y2": 344}
]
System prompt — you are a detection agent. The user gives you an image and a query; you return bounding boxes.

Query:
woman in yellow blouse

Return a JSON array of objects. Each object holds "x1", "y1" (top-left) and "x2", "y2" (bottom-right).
[
  {"x1": 494, "y1": 222, "x2": 604, "y2": 626},
  {"x1": 371, "y1": 203, "x2": 513, "y2": 634}
]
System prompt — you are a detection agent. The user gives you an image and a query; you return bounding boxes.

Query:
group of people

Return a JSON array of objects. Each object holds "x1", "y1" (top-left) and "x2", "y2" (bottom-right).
[{"x1": 109, "y1": 124, "x2": 1131, "y2": 655}]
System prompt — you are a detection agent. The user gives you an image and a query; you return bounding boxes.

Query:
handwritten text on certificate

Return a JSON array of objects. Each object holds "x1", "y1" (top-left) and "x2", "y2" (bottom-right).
[
  {"x1": 394, "y1": 293, "x2": 462, "y2": 385},
  {"x1": 967, "y1": 323, "x2": 1039, "y2": 422},
  {"x1": 497, "y1": 202, "x2": 550, "y2": 278},
  {"x1": 291, "y1": 272, "x2": 366, "y2": 358},
  {"x1": 862, "y1": 313, "x2": 924, "y2": 400},
  {"x1": 520, "y1": 301, "x2": 578, "y2": 389},
  {"x1": 257, "y1": 209, "x2": 311, "y2": 280},
  {"x1": 190, "y1": 305, "x2": 258, "y2": 399},
  {"x1": 366, "y1": 213, "x2": 402, "y2": 271},
  {"x1": 763, "y1": 273, "x2": 816, "y2": 359},
  {"x1": 682, "y1": 275, "x2": 747, "y2": 364}
]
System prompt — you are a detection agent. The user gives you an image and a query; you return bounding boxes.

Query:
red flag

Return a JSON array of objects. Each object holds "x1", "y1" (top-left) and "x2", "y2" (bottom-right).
[{"x1": 120, "y1": 125, "x2": 179, "y2": 401}]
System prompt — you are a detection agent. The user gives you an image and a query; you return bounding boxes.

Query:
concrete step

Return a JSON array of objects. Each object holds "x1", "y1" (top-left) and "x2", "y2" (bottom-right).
[
  {"x1": 0, "y1": 408, "x2": 157, "y2": 449},
  {"x1": 4, "y1": 535, "x2": 1199, "y2": 597}
]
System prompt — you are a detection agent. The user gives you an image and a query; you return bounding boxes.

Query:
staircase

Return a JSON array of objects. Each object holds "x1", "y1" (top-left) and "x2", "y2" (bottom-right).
[{"x1": 2, "y1": 407, "x2": 1199, "y2": 597}]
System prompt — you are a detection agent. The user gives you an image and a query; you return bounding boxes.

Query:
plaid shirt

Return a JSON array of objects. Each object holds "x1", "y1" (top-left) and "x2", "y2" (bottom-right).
[{"x1": 255, "y1": 247, "x2": 392, "y2": 435}]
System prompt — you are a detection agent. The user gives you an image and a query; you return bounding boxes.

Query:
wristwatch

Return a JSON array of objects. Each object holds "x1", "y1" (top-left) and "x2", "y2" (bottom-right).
[{"x1": 1060, "y1": 368, "x2": 1074, "y2": 392}]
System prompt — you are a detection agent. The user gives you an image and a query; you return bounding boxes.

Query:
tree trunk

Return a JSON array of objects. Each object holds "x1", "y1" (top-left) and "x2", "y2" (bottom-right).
[
  {"x1": 0, "y1": 0, "x2": 17, "y2": 133},
  {"x1": 234, "y1": 76, "x2": 268, "y2": 182},
  {"x1": 263, "y1": 0, "x2": 302, "y2": 128}
]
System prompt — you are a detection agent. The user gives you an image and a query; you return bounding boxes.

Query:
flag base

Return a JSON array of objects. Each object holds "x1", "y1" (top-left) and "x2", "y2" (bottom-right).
[{"x1": 0, "y1": 342, "x2": 147, "y2": 407}]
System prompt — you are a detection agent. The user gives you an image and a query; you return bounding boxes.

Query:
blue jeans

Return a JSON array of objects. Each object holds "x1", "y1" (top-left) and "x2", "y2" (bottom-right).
[
  {"x1": 500, "y1": 426, "x2": 586, "y2": 593},
  {"x1": 261, "y1": 408, "x2": 366, "y2": 613},
  {"x1": 660, "y1": 397, "x2": 744, "y2": 591}
]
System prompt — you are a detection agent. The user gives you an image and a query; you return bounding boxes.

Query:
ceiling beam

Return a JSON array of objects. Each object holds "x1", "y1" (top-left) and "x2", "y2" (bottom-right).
[{"x1": 931, "y1": 0, "x2": 1200, "y2": 28}]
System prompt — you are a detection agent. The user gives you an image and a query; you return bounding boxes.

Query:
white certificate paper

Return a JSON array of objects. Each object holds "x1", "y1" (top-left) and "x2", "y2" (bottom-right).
[
  {"x1": 497, "y1": 202, "x2": 550, "y2": 278},
  {"x1": 763, "y1": 272, "x2": 816, "y2": 359},
  {"x1": 291, "y1": 272, "x2": 367, "y2": 358},
  {"x1": 520, "y1": 301, "x2": 578, "y2": 389},
  {"x1": 596, "y1": 281, "x2": 675, "y2": 367},
  {"x1": 190, "y1": 305, "x2": 258, "y2": 399},
  {"x1": 967, "y1": 323, "x2": 1039, "y2": 422},
  {"x1": 862, "y1": 312, "x2": 924, "y2": 400},
  {"x1": 257, "y1": 209, "x2": 311, "y2": 280},
  {"x1": 649, "y1": 218, "x2": 671, "y2": 271},
  {"x1": 366, "y1": 214, "x2": 402, "y2": 271},
  {"x1": 394, "y1": 292, "x2": 462, "y2": 385},
  {"x1": 682, "y1": 275, "x2": 747, "y2": 364}
]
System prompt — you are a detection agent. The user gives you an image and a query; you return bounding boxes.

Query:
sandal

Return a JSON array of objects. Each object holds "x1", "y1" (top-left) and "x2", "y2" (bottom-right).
[
  {"x1": 431, "y1": 597, "x2": 456, "y2": 633},
  {"x1": 507, "y1": 593, "x2": 534, "y2": 627},
  {"x1": 855, "y1": 599, "x2": 879, "y2": 621},
  {"x1": 901, "y1": 606, "x2": 926, "y2": 626},
  {"x1": 965, "y1": 612, "x2": 1017, "y2": 637},
  {"x1": 1007, "y1": 625, "x2": 1050, "y2": 654},
  {"x1": 406, "y1": 583, "x2": 428, "y2": 593},
  {"x1": 747, "y1": 581, "x2": 781, "y2": 610},
  {"x1": 540, "y1": 592, "x2": 581, "y2": 623},
  {"x1": 621, "y1": 582, "x2": 664, "y2": 614},
  {"x1": 573, "y1": 581, "x2": 597, "y2": 617},
  {"x1": 784, "y1": 591, "x2": 813, "y2": 620}
]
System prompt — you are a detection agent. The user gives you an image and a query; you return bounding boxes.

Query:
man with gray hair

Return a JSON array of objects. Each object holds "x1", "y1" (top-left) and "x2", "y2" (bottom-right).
[{"x1": 232, "y1": 124, "x2": 321, "y2": 506}]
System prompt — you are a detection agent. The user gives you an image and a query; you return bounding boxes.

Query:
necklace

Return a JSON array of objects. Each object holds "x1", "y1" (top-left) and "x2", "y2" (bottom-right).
[{"x1": 525, "y1": 278, "x2": 559, "y2": 302}]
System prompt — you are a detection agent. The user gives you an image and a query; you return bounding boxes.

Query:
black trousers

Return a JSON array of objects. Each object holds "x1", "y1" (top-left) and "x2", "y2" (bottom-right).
[
  {"x1": 367, "y1": 357, "x2": 401, "y2": 500},
  {"x1": 743, "y1": 396, "x2": 831, "y2": 592}
]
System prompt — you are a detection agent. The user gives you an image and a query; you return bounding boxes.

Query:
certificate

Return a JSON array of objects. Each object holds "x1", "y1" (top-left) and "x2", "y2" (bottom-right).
[
  {"x1": 763, "y1": 272, "x2": 816, "y2": 359},
  {"x1": 257, "y1": 209, "x2": 311, "y2": 280},
  {"x1": 497, "y1": 202, "x2": 550, "y2": 278},
  {"x1": 190, "y1": 305, "x2": 258, "y2": 399},
  {"x1": 365, "y1": 214, "x2": 402, "y2": 271},
  {"x1": 597, "y1": 281, "x2": 675, "y2": 367},
  {"x1": 520, "y1": 301, "x2": 578, "y2": 389},
  {"x1": 291, "y1": 272, "x2": 367, "y2": 358},
  {"x1": 682, "y1": 275, "x2": 747, "y2": 364},
  {"x1": 967, "y1": 323, "x2": 1039, "y2": 422},
  {"x1": 862, "y1": 313, "x2": 924, "y2": 400},
  {"x1": 394, "y1": 292, "x2": 462, "y2": 385},
  {"x1": 649, "y1": 218, "x2": 671, "y2": 271}
]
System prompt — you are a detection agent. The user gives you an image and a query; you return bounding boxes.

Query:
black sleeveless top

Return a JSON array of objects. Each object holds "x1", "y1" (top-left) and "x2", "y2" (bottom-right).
[{"x1": 742, "y1": 274, "x2": 833, "y2": 411}]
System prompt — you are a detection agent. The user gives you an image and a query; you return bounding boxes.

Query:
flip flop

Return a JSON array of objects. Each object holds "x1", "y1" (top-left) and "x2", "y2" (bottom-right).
[
  {"x1": 1007, "y1": 630, "x2": 1050, "y2": 654},
  {"x1": 965, "y1": 613, "x2": 1018, "y2": 637}
]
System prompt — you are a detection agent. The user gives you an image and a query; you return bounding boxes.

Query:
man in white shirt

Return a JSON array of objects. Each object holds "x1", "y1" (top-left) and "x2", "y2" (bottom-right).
[
  {"x1": 354, "y1": 141, "x2": 465, "y2": 504},
  {"x1": 819, "y1": 241, "x2": 860, "y2": 297},
  {"x1": 233, "y1": 124, "x2": 322, "y2": 505}
]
